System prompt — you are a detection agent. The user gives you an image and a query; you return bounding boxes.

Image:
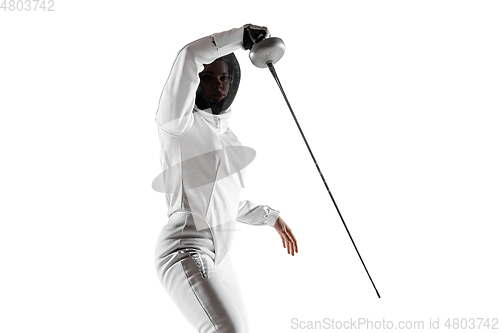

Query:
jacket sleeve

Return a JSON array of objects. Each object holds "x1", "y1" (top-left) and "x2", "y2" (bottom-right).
[
  {"x1": 236, "y1": 200, "x2": 280, "y2": 227},
  {"x1": 155, "y1": 27, "x2": 245, "y2": 136}
]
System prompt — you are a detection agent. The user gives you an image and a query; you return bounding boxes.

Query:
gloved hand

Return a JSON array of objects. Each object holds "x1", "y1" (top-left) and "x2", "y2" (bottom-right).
[{"x1": 243, "y1": 24, "x2": 270, "y2": 50}]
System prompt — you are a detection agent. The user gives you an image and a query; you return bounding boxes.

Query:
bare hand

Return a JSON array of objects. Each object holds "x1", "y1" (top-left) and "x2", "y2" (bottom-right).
[{"x1": 273, "y1": 216, "x2": 298, "y2": 256}]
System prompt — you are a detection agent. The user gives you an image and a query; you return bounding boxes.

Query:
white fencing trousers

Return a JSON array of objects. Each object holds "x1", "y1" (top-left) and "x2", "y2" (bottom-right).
[{"x1": 159, "y1": 250, "x2": 250, "y2": 333}]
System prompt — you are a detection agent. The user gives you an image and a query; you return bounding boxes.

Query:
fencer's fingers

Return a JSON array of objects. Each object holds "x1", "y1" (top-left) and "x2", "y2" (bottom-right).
[
  {"x1": 287, "y1": 236, "x2": 295, "y2": 255},
  {"x1": 278, "y1": 222, "x2": 294, "y2": 255},
  {"x1": 280, "y1": 225, "x2": 293, "y2": 254},
  {"x1": 287, "y1": 228, "x2": 298, "y2": 253},
  {"x1": 289, "y1": 237, "x2": 296, "y2": 256},
  {"x1": 285, "y1": 230, "x2": 297, "y2": 255},
  {"x1": 283, "y1": 225, "x2": 297, "y2": 254},
  {"x1": 282, "y1": 231, "x2": 293, "y2": 255}
]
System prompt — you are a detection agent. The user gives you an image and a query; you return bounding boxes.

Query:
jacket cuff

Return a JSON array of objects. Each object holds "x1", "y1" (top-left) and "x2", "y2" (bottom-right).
[
  {"x1": 265, "y1": 207, "x2": 280, "y2": 227},
  {"x1": 211, "y1": 27, "x2": 245, "y2": 57}
]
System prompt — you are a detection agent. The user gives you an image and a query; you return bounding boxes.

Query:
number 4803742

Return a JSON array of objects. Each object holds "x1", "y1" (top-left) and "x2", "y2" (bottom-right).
[{"x1": 1, "y1": 0, "x2": 55, "y2": 11}]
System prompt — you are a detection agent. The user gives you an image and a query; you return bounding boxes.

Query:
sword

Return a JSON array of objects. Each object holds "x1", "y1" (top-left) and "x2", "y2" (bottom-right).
[{"x1": 249, "y1": 37, "x2": 381, "y2": 298}]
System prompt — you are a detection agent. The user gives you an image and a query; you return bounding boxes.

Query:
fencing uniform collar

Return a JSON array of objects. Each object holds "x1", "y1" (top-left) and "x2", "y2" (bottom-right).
[{"x1": 194, "y1": 106, "x2": 232, "y2": 133}]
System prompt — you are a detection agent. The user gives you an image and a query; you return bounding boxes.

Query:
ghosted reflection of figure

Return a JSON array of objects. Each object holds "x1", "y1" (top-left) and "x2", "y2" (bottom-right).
[{"x1": 154, "y1": 25, "x2": 298, "y2": 332}]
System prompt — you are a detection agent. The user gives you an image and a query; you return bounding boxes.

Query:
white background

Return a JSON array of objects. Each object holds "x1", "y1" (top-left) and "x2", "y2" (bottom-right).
[{"x1": 1, "y1": 0, "x2": 499, "y2": 332}]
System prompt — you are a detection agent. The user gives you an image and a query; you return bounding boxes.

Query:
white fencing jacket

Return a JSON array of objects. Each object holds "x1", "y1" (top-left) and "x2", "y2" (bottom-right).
[{"x1": 155, "y1": 26, "x2": 280, "y2": 265}]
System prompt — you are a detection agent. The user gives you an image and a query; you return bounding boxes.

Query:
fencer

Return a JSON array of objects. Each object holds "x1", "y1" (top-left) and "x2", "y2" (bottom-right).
[{"x1": 154, "y1": 24, "x2": 298, "y2": 333}]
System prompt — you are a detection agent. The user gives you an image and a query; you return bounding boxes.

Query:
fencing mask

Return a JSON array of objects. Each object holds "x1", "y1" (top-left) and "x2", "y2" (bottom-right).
[{"x1": 195, "y1": 53, "x2": 241, "y2": 115}]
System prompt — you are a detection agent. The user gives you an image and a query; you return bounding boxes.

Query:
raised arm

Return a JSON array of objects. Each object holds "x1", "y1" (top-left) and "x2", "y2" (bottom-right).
[{"x1": 155, "y1": 27, "x2": 246, "y2": 136}]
